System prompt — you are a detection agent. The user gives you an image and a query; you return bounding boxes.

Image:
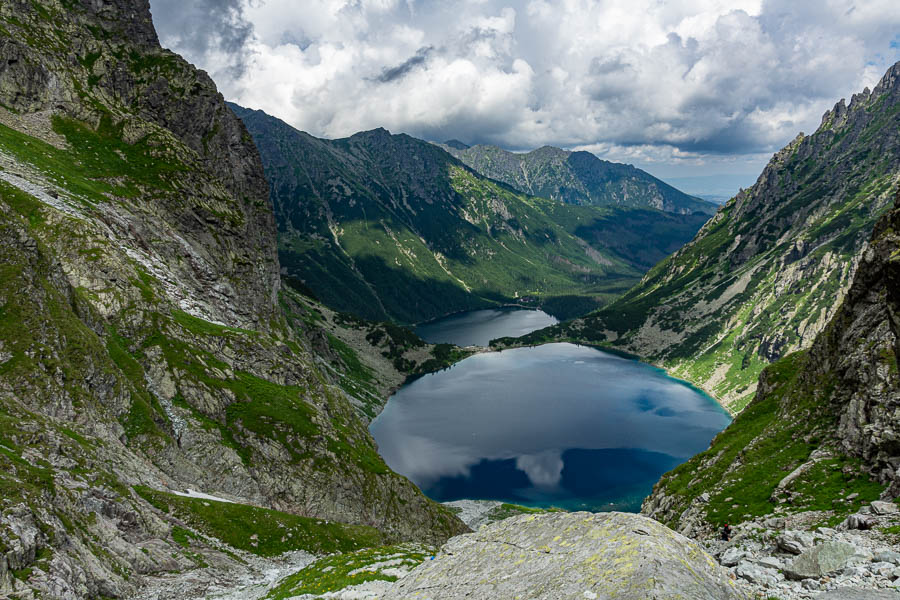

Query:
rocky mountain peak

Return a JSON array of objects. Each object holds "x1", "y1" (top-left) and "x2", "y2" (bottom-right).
[
  {"x1": 873, "y1": 59, "x2": 900, "y2": 98},
  {"x1": 442, "y1": 138, "x2": 470, "y2": 150},
  {"x1": 442, "y1": 140, "x2": 714, "y2": 214}
]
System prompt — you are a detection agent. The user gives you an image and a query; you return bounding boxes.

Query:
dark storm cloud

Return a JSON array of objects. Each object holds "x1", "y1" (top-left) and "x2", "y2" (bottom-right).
[
  {"x1": 148, "y1": 0, "x2": 253, "y2": 77},
  {"x1": 376, "y1": 46, "x2": 434, "y2": 83}
]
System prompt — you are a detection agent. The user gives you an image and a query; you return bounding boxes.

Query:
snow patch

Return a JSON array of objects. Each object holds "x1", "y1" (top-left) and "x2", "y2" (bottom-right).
[{"x1": 170, "y1": 489, "x2": 236, "y2": 504}]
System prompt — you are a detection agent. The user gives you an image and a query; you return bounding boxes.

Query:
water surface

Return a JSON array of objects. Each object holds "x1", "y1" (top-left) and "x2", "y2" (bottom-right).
[
  {"x1": 416, "y1": 308, "x2": 557, "y2": 347},
  {"x1": 371, "y1": 342, "x2": 730, "y2": 512}
]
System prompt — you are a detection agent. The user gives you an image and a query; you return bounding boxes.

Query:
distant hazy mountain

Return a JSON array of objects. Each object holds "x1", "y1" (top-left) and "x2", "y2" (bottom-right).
[
  {"x1": 663, "y1": 174, "x2": 760, "y2": 205},
  {"x1": 232, "y1": 104, "x2": 711, "y2": 324},
  {"x1": 439, "y1": 143, "x2": 717, "y2": 215}
]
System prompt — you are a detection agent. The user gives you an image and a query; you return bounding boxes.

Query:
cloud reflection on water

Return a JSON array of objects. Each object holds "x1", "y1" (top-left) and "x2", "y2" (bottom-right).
[{"x1": 370, "y1": 343, "x2": 730, "y2": 493}]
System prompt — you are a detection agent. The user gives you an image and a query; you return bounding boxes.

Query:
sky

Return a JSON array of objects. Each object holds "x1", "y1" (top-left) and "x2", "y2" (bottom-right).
[{"x1": 148, "y1": 0, "x2": 900, "y2": 188}]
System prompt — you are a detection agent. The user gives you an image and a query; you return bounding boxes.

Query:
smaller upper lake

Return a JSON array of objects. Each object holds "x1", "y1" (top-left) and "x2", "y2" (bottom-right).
[{"x1": 416, "y1": 308, "x2": 558, "y2": 347}]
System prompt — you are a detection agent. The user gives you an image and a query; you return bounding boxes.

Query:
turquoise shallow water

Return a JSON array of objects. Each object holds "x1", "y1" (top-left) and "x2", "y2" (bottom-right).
[{"x1": 371, "y1": 325, "x2": 731, "y2": 512}]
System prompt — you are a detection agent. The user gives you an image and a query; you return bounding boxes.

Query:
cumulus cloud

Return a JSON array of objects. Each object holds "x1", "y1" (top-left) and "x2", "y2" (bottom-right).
[
  {"x1": 149, "y1": 0, "x2": 253, "y2": 79},
  {"x1": 149, "y1": 0, "x2": 900, "y2": 171}
]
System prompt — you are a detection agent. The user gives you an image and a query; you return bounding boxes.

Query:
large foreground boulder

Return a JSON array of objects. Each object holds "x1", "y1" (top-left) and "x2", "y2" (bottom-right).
[
  {"x1": 785, "y1": 541, "x2": 857, "y2": 580},
  {"x1": 383, "y1": 511, "x2": 749, "y2": 600}
]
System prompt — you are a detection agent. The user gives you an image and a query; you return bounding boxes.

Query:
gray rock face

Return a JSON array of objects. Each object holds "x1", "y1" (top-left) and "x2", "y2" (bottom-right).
[
  {"x1": 785, "y1": 542, "x2": 857, "y2": 580},
  {"x1": 382, "y1": 512, "x2": 750, "y2": 600}
]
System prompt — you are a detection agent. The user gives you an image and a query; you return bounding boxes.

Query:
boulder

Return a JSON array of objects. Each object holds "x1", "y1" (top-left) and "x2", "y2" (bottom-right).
[
  {"x1": 872, "y1": 561, "x2": 897, "y2": 577},
  {"x1": 785, "y1": 542, "x2": 857, "y2": 580},
  {"x1": 755, "y1": 556, "x2": 783, "y2": 570},
  {"x1": 721, "y1": 547, "x2": 747, "y2": 567},
  {"x1": 844, "y1": 513, "x2": 876, "y2": 530},
  {"x1": 871, "y1": 501, "x2": 899, "y2": 515},
  {"x1": 735, "y1": 560, "x2": 779, "y2": 586},
  {"x1": 382, "y1": 512, "x2": 751, "y2": 600},
  {"x1": 777, "y1": 530, "x2": 815, "y2": 554},
  {"x1": 875, "y1": 550, "x2": 900, "y2": 565}
]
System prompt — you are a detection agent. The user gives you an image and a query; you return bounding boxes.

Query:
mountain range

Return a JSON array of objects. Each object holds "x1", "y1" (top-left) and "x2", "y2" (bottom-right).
[
  {"x1": 440, "y1": 141, "x2": 717, "y2": 215},
  {"x1": 232, "y1": 105, "x2": 712, "y2": 324}
]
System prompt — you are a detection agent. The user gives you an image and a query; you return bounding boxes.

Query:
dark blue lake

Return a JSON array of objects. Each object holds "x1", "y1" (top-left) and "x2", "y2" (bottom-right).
[
  {"x1": 371, "y1": 320, "x2": 731, "y2": 512},
  {"x1": 415, "y1": 308, "x2": 558, "y2": 347}
]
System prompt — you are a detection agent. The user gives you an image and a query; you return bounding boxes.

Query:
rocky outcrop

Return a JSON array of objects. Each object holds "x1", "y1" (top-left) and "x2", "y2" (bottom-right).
[
  {"x1": 512, "y1": 60, "x2": 900, "y2": 412},
  {"x1": 0, "y1": 0, "x2": 278, "y2": 328},
  {"x1": 382, "y1": 512, "x2": 749, "y2": 600},
  {"x1": 699, "y1": 510, "x2": 900, "y2": 599}
]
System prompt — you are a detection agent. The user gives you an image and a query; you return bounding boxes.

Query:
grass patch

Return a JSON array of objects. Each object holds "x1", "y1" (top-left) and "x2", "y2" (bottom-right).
[
  {"x1": 326, "y1": 333, "x2": 373, "y2": 382},
  {"x1": 266, "y1": 544, "x2": 431, "y2": 600},
  {"x1": 0, "y1": 114, "x2": 188, "y2": 205},
  {"x1": 484, "y1": 503, "x2": 565, "y2": 523},
  {"x1": 134, "y1": 486, "x2": 386, "y2": 557}
]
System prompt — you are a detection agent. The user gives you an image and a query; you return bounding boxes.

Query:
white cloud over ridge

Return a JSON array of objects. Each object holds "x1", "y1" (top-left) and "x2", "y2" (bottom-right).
[{"x1": 150, "y1": 0, "x2": 900, "y2": 174}]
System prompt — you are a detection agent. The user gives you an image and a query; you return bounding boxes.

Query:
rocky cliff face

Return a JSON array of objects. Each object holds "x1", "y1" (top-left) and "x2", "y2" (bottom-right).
[
  {"x1": 506, "y1": 61, "x2": 900, "y2": 412},
  {"x1": 0, "y1": 1, "x2": 465, "y2": 598},
  {"x1": 0, "y1": 0, "x2": 278, "y2": 328},
  {"x1": 440, "y1": 142, "x2": 717, "y2": 215},
  {"x1": 642, "y1": 189, "x2": 900, "y2": 536},
  {"x1": 233, "y1": 104, "x2": 710, "y2": 324}
]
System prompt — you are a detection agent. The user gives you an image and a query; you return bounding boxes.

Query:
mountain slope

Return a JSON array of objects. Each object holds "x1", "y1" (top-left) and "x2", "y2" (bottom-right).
[
  {"x1": 504, "y1": 62, "x2": 900, "y2": 412},
  {"x1": 440, "y1": 142, "x2": 717, "y2": 215},
  {"x1": 233, "y1": 105, "x2": 710, "y2": 324},
  {"x1": 0, "y1": 1, "x2": 465, "y2": 597},
  {"x1": 642, "y1": 188, "x2": 900, "y2": 536}
]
